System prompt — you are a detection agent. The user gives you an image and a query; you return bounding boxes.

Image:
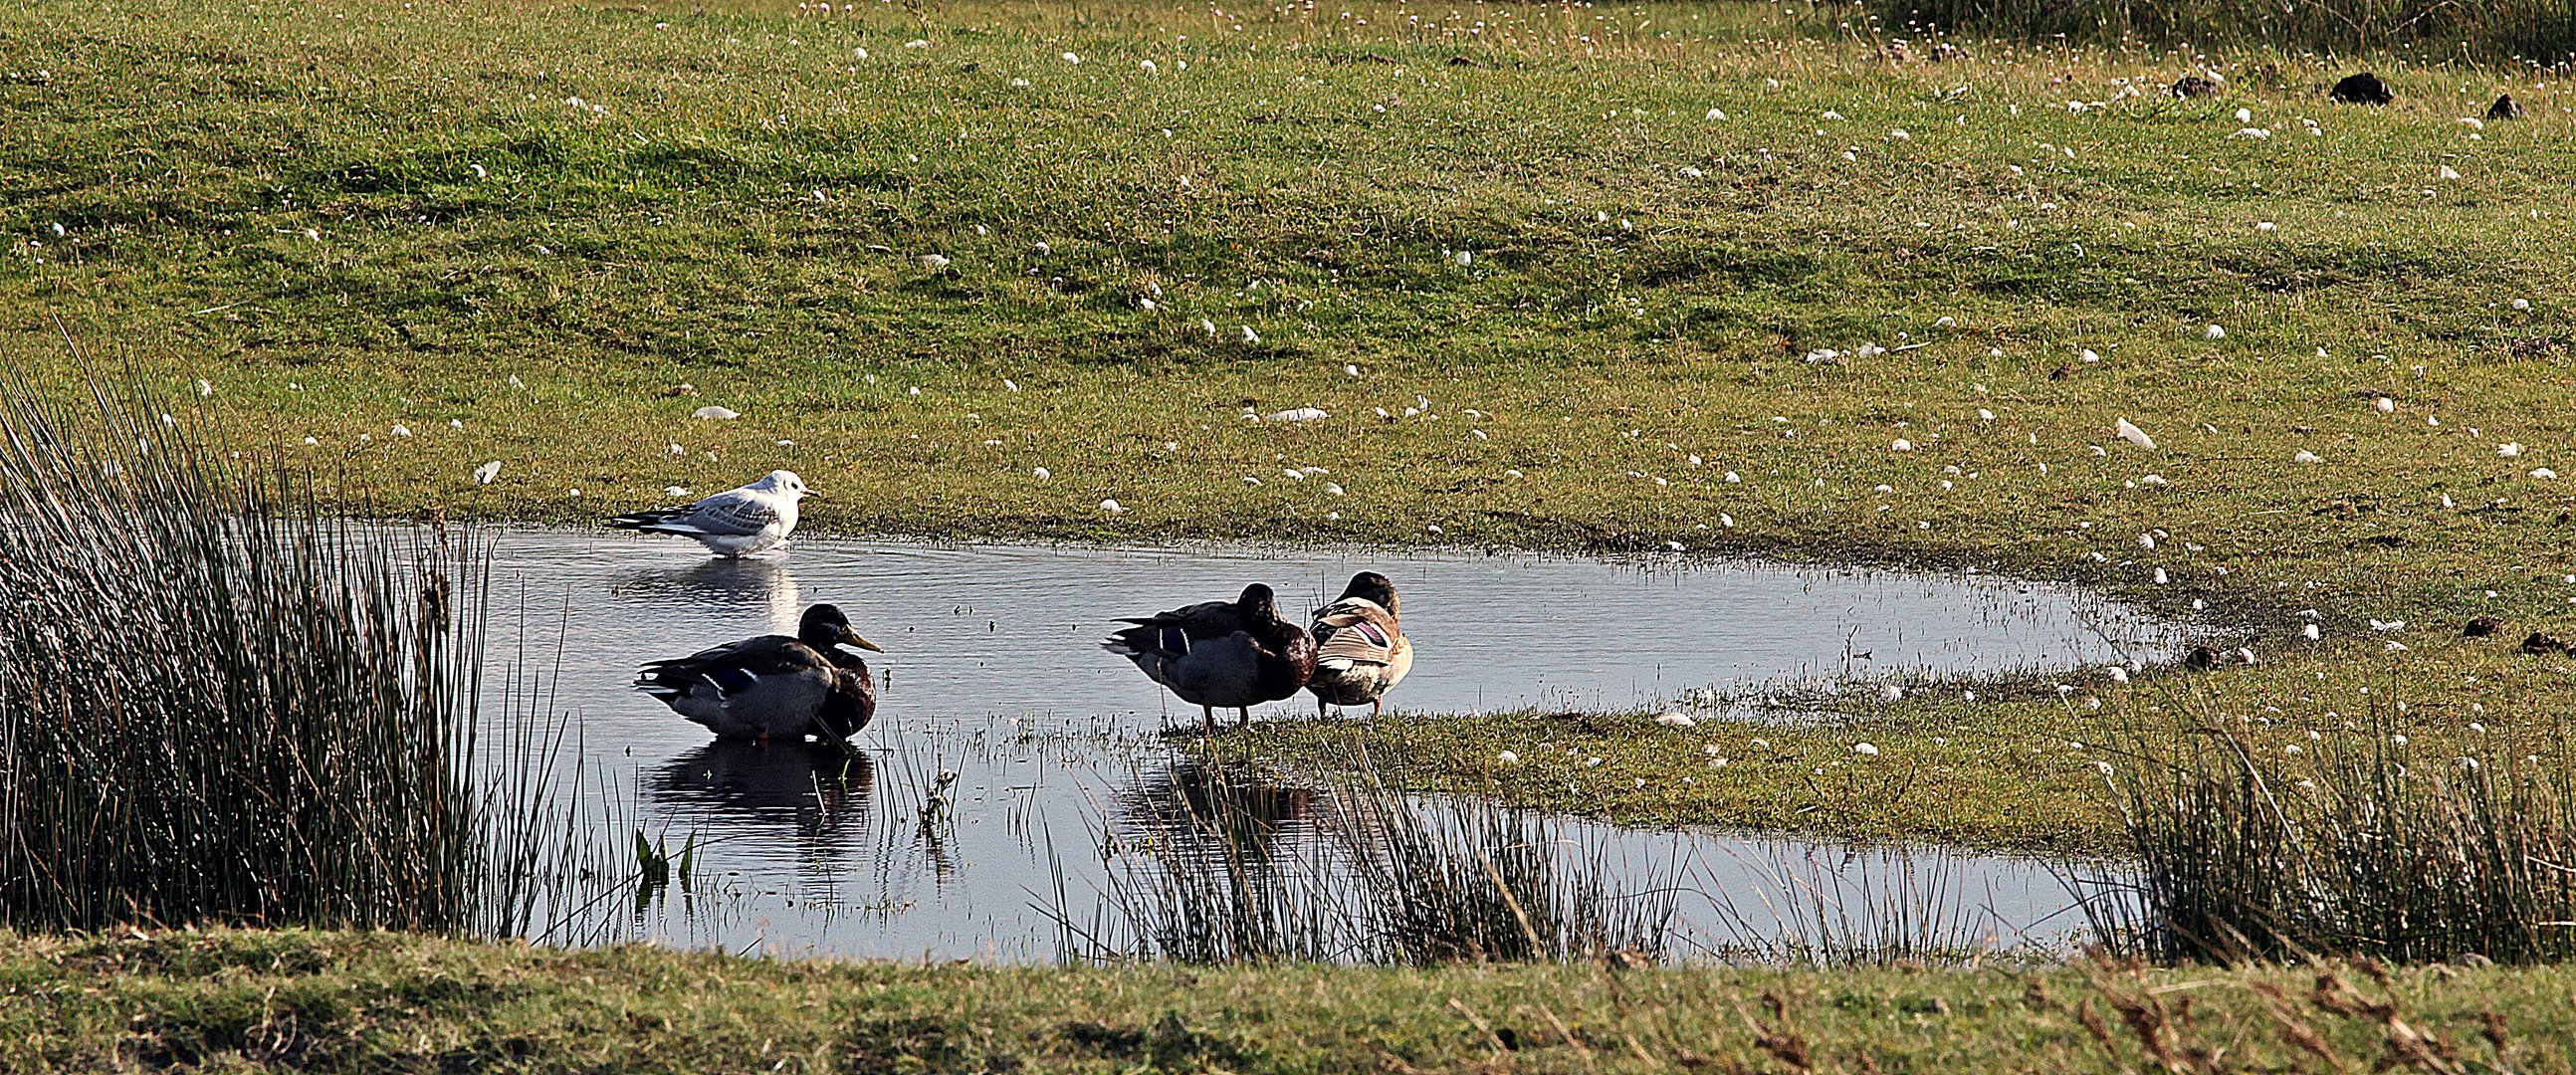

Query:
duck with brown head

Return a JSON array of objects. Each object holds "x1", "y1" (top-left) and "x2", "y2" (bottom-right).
[
  {"x1": 1306, "y1": 571, "x2": 1413, "y2": 717},
  {"x1": 1102, "y1": 583, "x2": 1317, "y2": 734}
]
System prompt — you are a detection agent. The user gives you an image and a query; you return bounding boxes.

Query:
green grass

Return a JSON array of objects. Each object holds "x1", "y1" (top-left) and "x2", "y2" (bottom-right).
[
  {"x1": 7, "y1": 0, "x2": 2576, "y2": 851},
  {"x1": 5, "y1": 928, "x2": 2575, "y2": 1072},
  {"x1": 1240, "y1": 707, "x2": 2125, "y2": 852}
]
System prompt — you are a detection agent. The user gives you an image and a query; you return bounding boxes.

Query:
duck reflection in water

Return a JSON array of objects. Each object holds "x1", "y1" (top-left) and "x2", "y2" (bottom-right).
[
  {"x1": 1116, "y1": 758, "x2": 1323, "y2": 869},
  {"x1": 649, "y1": 742, "x2": 876, "y2": 842},
  {"x1": 609, "y1": 555, "x2": 801, "y2": 634}
]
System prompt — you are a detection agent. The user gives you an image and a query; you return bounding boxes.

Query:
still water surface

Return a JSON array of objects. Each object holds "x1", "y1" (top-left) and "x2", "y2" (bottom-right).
[{"x1": 480, "y1": 530, "x2": 2183, "y2": 962}]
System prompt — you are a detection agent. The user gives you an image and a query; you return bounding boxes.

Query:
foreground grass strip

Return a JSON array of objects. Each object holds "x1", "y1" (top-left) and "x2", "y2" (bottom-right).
[{"x1": 4, "y1": 930, "x2": 2573, "y2": 1072}]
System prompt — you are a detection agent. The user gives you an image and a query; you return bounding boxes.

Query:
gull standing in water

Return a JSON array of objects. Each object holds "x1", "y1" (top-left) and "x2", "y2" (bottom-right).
[{"x1": 608, "y1": 470, "x2": 816, "y2": 556}]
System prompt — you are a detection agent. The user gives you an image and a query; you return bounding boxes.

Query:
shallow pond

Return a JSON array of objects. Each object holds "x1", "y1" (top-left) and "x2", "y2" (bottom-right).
[{"x1": 479, "y1": 531, "x2": 2184, "y2": 962}]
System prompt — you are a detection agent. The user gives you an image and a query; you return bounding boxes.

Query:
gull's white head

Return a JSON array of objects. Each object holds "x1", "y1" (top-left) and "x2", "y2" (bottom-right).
[{"x1": 752, "y1": 470, "x2": 817, "y2": 499}]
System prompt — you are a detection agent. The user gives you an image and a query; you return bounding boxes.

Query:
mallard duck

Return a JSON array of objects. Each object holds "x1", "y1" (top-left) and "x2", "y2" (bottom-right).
[
  {"x1": 1306, "y1": 571, "x2": 1413, "y2": 716},
  {"x1": 607, "y1": 470, "x2": 815, "y2": 556},
  {"x1": 1103, "y1": 583, "x2": 1317, "y2": 733},
  {"x1": 637, "y1": 603, "x2": 882, "y2": 742}
]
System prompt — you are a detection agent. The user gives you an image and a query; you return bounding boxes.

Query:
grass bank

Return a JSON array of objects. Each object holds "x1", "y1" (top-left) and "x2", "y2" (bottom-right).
[
  {"x1": 7, "y1": 0, "x2": 2576, "y2": 850},
  {"x1": 5, "y1": 929, "x2": 2574, "y2": 1072}
]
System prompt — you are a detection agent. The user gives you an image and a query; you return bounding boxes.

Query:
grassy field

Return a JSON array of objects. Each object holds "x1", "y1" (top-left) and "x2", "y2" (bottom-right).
[
  {"x1": 2, "y1": 928, "x2": 2571, "y2": 1072},
  {"x1": 7, "y1": 0, "x2": 2576, "y2": 852}
]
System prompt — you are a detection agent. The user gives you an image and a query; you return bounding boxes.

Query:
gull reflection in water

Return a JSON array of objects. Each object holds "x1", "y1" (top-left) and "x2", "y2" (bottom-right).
[{"x1": 609, "y1": 555, "x2": 801, "y2": 635}]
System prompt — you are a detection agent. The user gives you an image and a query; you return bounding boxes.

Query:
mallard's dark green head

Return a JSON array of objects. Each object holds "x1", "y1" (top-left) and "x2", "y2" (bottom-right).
[{"x1": 799, "y1": 603, "x2": 883, "y2": 652}]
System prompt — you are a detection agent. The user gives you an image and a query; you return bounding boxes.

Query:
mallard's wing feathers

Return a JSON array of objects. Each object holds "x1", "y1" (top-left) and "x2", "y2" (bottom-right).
[
  {"x1": 1311, "y1": 598, "x2": 1400, "y2": 665},
  {"x1": 1104, "y1": 599, "x2": 1245, "y2": 656},
  {"x1": 640, "y1": 634, "x2": 817, "y2": 681}
]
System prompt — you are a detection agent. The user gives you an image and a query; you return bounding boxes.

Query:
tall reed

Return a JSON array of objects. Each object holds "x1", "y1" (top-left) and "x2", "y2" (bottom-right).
[
  {"x1": 2087, "y1": 701, "x2": 2576, "y2": 965},
  {"x1": 0, "y1": 370, "x2": 499, "y2": 932}
]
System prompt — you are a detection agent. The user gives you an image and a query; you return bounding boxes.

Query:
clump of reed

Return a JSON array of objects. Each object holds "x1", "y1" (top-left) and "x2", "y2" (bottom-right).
[
  {"x1": 2087, "y1": 700, "x2": 2576, "y2": 965},
  {"x1": 0, "y1": 370, "x2": 503, "y2": 932},
  {"x1": 1865, "y1": 0, "x2": 2576, "y2": 62},
  {"x1": 1057, "y1": 761, "x2": 1676, "y2": 966}
]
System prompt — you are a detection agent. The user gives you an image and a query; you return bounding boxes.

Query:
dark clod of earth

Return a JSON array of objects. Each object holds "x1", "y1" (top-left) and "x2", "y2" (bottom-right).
[
  {"x1": 2184, "y1": 644, "x2": 2223, "y2": 671},
  {"x1": 2488, "y1": 94, "x2": 2523, "y2": 120},
  {"x1": 2330, "y1": 72, "x2": 2393, "y2": 105},
  {"x1": 2521, "y1": 631, "x2": 2570, "y2": 655},
  {"x1": 2466, "y1": 616, "x2": 2502, "y2": 638},
  {"x1": 2169, "y1": 75, "x2": 2218, "y2": 99}
]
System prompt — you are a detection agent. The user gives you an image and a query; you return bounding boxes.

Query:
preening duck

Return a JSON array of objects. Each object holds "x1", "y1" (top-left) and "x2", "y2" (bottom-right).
[
  {"x1": 1306, "y1": 571, "x2": 1413, "y2": 716},
  {"x1": 607, "y1": 470, "x2": 815, "y2": 557},
  {"x1": 1103, "y1": 583, "x2": 1317, "y2": 734},
  {"x1": 637, "y1": 603, "x2": 882, "y2": 743}
]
